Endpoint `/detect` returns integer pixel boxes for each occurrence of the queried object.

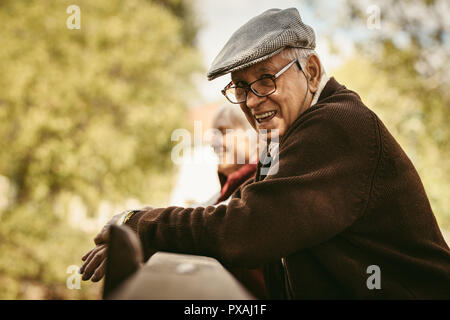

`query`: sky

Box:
[192,0,357,104]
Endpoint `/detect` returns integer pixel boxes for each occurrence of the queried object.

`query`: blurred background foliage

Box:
[0,0,448,299]
[0,0,201,299]
[320,0,450,230]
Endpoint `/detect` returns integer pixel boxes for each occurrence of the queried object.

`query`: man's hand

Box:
[80,207,152,282]
[79,212,124,282]
[79,244,107,282]
[94,212,124,246]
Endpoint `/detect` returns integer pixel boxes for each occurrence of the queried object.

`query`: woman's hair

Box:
[212,103,252,130]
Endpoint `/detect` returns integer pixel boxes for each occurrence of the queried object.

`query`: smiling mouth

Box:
[254,110,277,124]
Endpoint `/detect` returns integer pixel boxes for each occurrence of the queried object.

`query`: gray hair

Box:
[279,47,325,74]
[279,47,329,106]
[212,103,252,130]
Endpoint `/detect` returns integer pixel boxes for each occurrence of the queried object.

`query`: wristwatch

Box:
[117,209,139,225]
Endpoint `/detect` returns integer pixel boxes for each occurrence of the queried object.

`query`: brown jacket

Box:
[126,77,450,299]
[216,164,267,299]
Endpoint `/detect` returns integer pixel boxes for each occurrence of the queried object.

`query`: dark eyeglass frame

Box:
[221,58,301,104]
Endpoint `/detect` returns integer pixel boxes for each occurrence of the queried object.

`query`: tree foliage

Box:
[0,0,201,299]
[316,0,450,229]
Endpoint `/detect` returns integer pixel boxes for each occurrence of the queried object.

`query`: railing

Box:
[103,224,255,300]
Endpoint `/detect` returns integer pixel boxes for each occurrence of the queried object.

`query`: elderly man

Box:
[80,8,450,299]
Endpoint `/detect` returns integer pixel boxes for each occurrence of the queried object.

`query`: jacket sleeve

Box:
[125,103,381,267]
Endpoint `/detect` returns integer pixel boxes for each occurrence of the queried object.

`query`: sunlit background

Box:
[0,0,448,299]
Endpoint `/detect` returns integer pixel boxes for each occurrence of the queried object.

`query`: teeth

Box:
[254,111,275,120]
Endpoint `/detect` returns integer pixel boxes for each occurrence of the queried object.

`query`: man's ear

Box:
[305,54,322,93]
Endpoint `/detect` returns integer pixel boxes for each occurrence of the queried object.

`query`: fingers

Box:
[81,245,107,281]
[80,244,105,275]
[81,248,95,261]
[91,258,107,282]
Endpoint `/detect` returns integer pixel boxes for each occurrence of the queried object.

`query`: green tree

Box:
[0,0,201,299]
[310,0,450,230]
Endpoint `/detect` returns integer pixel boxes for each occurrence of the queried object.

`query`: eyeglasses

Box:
[222,59,300,104]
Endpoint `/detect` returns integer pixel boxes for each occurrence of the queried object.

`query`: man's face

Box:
[231,54,310,139]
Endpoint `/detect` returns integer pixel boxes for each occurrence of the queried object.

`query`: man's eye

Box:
[234,81,247,88]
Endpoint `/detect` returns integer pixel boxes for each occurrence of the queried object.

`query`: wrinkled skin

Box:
[233,53,322,140]
[79,212,122,282]
[80,207,153,282]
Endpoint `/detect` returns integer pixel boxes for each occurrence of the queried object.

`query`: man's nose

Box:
[246,90,263,109]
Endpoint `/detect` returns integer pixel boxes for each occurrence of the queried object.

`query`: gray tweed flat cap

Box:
[207,8,315,81]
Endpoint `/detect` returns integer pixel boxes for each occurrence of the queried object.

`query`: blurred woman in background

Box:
[204,103,267,299]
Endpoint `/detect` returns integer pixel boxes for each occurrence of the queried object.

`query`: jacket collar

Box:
[256,77,344,180]
[316,77,342,104]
